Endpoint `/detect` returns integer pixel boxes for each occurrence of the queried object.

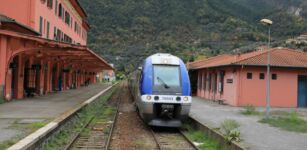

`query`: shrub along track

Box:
[108,82,198,150]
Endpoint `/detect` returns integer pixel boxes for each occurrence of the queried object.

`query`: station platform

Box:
[0,83,111,144]
[189,97,307,150]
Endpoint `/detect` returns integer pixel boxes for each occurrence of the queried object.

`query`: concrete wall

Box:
[222,68,239,106]
[238,67,307,107]
[0,0,35,28]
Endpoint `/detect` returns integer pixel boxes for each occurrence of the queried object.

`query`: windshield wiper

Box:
[157,77,170,89]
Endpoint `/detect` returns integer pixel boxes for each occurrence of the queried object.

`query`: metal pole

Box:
[266,26,271,118]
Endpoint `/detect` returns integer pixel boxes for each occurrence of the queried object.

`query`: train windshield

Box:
[153,65,181,93]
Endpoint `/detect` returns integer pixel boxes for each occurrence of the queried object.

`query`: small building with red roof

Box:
[188,48,307,107]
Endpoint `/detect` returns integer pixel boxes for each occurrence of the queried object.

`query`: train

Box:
[128,53,192,127]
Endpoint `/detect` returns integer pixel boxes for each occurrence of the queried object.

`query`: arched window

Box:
[58,4,62,17]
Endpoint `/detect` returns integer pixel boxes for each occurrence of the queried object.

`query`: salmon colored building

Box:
[0,0,113,101]
[188,48,307,108]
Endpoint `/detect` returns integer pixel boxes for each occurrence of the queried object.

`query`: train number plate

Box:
[161,96,173,101]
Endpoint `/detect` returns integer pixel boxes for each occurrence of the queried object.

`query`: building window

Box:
[74,22,77,32]
[57,29,62,41]
[47,0,53,9]
[259,73,265,80]
[55,0,58,14]
[247,72,252,79]
[65,11,70,25]
[272,74,277,80]
[62,8,65,20]
[47,21,50,39]
[54,27,57,40]
[58,3,62,17]
[39,16,43,34]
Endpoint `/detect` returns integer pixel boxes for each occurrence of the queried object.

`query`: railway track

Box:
[67,82,199,150]
[150,127,199,150]
[66,84,123,150]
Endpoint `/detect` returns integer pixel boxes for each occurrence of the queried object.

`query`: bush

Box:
[241,105,260,115]
[220,119,241,142]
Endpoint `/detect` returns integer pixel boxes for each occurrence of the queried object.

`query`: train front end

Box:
[138,53,191,127]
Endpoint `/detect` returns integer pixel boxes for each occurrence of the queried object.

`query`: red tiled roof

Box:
[188,48,307,70]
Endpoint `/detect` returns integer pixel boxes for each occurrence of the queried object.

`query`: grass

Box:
[184,124,230,150]
[0,138,20,150]
[25,122,48,131]
[1,120,49,149]
[259,112,307,133]
[240,105,260,116]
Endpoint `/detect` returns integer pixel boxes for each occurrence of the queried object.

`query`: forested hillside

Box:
[79,0,307,73]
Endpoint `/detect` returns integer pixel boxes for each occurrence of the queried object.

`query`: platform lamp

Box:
[260,18,273,118]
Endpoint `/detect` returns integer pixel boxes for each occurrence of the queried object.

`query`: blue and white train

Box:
[128,53,192,127]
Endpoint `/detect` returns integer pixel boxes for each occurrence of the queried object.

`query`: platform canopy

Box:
[0,29,113,72]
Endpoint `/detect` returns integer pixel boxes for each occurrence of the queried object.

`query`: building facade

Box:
[188,48,307,108]
[0,0,88,45]
[0,0,112,101]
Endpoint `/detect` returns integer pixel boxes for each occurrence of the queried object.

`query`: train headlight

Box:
[146,96,152,100]
[183,97,189,101]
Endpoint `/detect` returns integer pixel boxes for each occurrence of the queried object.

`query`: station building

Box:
[0,0,113,101]
[188,48,307,108]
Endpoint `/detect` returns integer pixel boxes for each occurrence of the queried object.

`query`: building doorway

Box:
[52,64,57,91]
[44,64,48,94]
[298,75,307,107]
[189,70,198,96]
[10,56,18,99]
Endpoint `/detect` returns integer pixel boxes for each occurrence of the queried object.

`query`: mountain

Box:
[79,0,307,73]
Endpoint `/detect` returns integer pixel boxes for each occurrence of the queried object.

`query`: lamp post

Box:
[260,19,273,118]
